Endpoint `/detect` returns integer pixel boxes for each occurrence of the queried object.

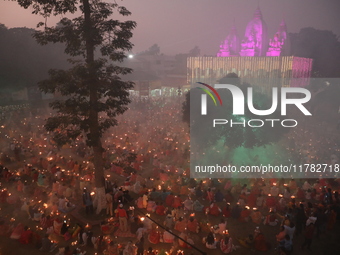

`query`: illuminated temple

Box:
[187,8,313,90]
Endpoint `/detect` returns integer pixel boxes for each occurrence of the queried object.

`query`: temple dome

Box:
[277,19,287,41]
[243,7,268,56]
[253,7,263,18]
[217,21,241,57]
[226,23,241,55]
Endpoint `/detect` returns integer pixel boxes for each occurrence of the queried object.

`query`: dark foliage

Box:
[290,27,340,78]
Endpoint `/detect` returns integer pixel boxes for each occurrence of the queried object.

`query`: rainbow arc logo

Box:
[196,82,223,106]
[196,82,223,115]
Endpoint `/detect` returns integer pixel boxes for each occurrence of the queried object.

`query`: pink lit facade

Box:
[210,8,312,90]
[217,8,288,57]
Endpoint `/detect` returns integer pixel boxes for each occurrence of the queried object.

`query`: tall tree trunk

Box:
[83,0,106,214]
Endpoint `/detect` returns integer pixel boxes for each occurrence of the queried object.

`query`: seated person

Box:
[100,221,114,235]
[222,203,231,218]
[178,232,194,248]
[264,211,278,226]
[19,226,33,244]
[278,234,292,254]
[193,200,204,212]
[149,188,160,201]
[123,241,137,255]
[105,241,119,255]
[183,197,194,211]
[174,217,186,233]
[207,202,221,216]
[276,226,286,242]
[254,232,268,251]
[146,200,157,212]
[155,202,166,216]
[237,234,254,249]
[148,226,160,244]
[172,195,183,208]
[250,208,262,224]
[239,207,251,222]
[40,234,57,252]
[33,209,42,222]
[187,217,199,233]
[220,234,235,254]
[204,232,217,249]
[10,223,24,239]
[164,213,175,229]
[58,196,75,213]
[217,218,227,235]
[163,229,175,243]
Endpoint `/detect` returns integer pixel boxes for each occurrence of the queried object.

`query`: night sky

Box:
[1,0,339,55]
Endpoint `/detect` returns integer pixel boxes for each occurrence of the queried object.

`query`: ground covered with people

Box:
[0,98,340,255]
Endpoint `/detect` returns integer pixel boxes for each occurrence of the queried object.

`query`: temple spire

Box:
[266,18,288,56]
[254,7,263,19]
[217,19,240,57]
[240,7,268,56]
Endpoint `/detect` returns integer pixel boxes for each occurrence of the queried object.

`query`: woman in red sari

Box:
[266,194,276,208]
[206,188,214,202]
[178,232,194,249]
[187,217,199,233]
[19,226,33,244]
[239,207,251,222]
[172,196,183,208]
[10,223,24,239]
[250,208,262,225]
[165,193,175,207]
[155,202,166,216]
[180,185,189,196]
[209,202,221,217]
[220,234,235,254]
[174,217,187,233]
[247,192,257,208]
[264,211,278,226]
[106,241,119,255]
[254,232,268,251]
[222,203,231,218]
[148,226,160,244]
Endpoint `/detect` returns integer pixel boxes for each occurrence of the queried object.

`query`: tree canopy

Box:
[309,79,340,124]
[290,27,340,77]
[15,0,136,209]
[0,24,68,93]
[138,43,160,55]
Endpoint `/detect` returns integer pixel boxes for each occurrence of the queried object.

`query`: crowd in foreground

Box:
[0,98,339,255]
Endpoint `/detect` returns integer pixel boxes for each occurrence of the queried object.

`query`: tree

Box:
[0,24,70,104]
[309,80,340,124]
[188,45,200,57]
[138,43,160,55]
[16,0,136,213]
[290,27,340,77]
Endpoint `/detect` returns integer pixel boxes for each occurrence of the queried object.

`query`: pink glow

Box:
[218,8,289,58]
